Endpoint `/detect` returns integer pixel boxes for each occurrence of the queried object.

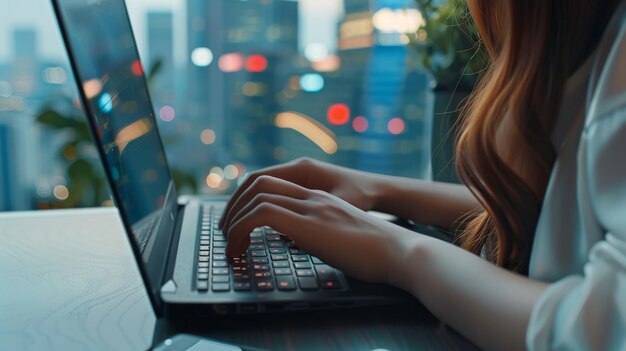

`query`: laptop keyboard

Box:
[195,205,346,293]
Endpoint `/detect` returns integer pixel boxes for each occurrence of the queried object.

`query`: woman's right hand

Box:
[218,157,382,230]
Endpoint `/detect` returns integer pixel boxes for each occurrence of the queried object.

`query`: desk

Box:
[0,208,476,350]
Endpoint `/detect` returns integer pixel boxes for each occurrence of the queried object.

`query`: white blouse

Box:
[527,1,626,350]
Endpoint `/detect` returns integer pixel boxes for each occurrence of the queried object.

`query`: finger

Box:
[225,202,309,258]
[227,193,309,236]
[218,160,309,228]
[222,176,309,233]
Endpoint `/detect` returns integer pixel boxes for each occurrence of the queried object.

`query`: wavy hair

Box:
[456,0,620,273]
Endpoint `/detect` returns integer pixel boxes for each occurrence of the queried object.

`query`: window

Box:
[0,0,433,211]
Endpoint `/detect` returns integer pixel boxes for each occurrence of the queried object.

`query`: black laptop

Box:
[51,0,412,318]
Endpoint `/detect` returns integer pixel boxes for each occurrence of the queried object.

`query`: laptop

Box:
[51,0,412,318]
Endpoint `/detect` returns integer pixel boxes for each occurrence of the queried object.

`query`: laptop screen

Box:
[53,0,176,302]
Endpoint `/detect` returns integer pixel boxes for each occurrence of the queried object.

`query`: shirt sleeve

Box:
[526,17,626,349]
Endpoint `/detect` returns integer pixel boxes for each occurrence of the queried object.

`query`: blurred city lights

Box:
[206,172,223,188]
[372,8,424,33]
[218,52,244,72]
[352,116,368,133]
[115,118,152,153]
[200,129,216,145]
[327,103,350,125]
[98,93,114,113]
[311,55,341,72]
[159,105,176,122]
[275,111,338,154]
[131,60,143,76]
[245,54,267,72]
[43,67,67,85]
[300,73,324,92]
[388,117,405,135]
[83,79,103,99]
[224,165,239,180]
[304,43,328,62]
[53,185,70,201]
[191,47,214,67]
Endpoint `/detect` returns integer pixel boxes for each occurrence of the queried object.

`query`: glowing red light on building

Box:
[352,116,368,132]
[131,60,143,76]
[327,104,351,125]
[245,54,268,72]
[388,117,405,135]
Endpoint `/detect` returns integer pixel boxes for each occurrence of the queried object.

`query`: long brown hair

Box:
[456,1,621,274]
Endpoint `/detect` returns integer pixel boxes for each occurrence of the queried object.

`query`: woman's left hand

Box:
[221,175,418,284]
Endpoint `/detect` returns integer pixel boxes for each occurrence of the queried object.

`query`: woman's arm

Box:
[372,176,480,229]
[391,235,547,351]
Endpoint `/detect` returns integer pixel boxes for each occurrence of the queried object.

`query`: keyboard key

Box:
[234,282,252,291]
[297,277,319,290]
[276,276,296,291]
[311,256,324,265]
[212,283,230,292]
[213,247,226,254]
[293,262,311,269]
[322,280,341,290]
[274,268,292,275]
[213,242,227,248]
[267,242,283,248]
[295,269,314,277]
[315,265,338,281]
[250,250,267,257]
[200,240,210,245]
[266,234,281,241]
[197,273,209,280]
[271,254,288,261]
[232,266,249,272]
[250,232,263,238]
[289,249,305,255]
[198,262,209,268]
[197,267,209,274]
[233,273,251,281]
[213,236,226,242]
[213,261,228,268]
[212,268,229,275]
[253,264,270,271]
[201,230,210,235]
[200,235,210,241]
[254,272,272,279]
[255,281,274,291]
[197,281,209,291]
[269,248,285,254]
[272,261,290,268]
[198,256,209,262]
[291,255,308,262]
[212,276,230,283]
[249,244,265,251]
[199,250,209,256]
[251,257,269,264]
[250,238,263,244]
[213,254,227,261]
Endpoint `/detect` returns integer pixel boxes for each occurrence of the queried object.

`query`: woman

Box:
[220,1,626,349]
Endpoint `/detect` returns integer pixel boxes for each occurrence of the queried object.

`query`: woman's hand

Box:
[220,174,418,284]
[219,158,382,230]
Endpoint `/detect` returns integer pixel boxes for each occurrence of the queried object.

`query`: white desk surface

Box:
[0,208,154,350]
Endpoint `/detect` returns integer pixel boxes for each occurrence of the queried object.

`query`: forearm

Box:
[372,176,480,229]
[389,234,547,351]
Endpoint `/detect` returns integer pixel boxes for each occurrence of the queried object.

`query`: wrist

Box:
[385,228,427,293]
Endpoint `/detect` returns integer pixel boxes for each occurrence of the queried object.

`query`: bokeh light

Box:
[191,47,214,67]
[200,129,216,145]
[159,106,176,122]
[327,104,350,125]
[219,52,244,72]
[388,117,405,135]
[304,43,328,62]
[224,165,239,180]
[245,54,268,72]
[300,73,324,92]
[53,185,70,201]
[98,93,113,113]
[352,116,368,133]
[131,60,143,76]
